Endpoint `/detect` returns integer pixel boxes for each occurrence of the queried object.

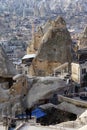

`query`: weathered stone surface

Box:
[80,27,87,49]
[0,87,9,103]
[0,45,16,77]
[0,45,17,117]
[57,102,86,116]
[28,16,72,76]
[10,75,28,96]
[26,76,66,108]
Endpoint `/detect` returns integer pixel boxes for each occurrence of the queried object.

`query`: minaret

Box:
[40,2,46,17]
[23,4,26,18]
[27,20,35,54]
[13,7,16,16]
[34,4,40,17]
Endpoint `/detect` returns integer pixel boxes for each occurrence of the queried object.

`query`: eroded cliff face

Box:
[28,17,72,76]
[80,27,87,49]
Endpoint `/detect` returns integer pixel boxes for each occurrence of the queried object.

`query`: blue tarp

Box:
[16,108,46,119]
[32,108,46,119]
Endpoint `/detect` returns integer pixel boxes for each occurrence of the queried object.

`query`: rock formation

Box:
[26,76,66,108]
[79,27,87,49]
[0,45,16,77]
[27,16,72,76]
[0,45,17,119]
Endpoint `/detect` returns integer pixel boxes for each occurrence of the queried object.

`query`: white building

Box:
[71,61,87,84]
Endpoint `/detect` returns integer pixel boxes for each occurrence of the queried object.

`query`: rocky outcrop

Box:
[26,76,66,108]
[28,16,72,76]
[79,27,87,49]
[0,45,17,118]
[0,87,9,103]
[0,45,16,77]
[0,76,66,118]
[0,75,28,119]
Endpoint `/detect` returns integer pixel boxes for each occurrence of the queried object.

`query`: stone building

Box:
[71,48,87,84]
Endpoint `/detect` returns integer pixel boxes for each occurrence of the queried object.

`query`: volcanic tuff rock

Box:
[0,46,17,118]
[80,27,87,49]
[26,76,66,108]
[28,16,72,76]
[0,45,16,77]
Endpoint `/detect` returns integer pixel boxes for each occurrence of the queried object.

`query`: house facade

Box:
[71,61,87,84]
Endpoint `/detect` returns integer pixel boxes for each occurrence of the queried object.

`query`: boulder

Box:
[26,76,66,108]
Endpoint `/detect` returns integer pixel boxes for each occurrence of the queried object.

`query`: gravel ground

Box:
[17,123,78,130]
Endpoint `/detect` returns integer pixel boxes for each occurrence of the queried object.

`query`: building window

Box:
[25,71,27,74]
[82,68,86,74]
